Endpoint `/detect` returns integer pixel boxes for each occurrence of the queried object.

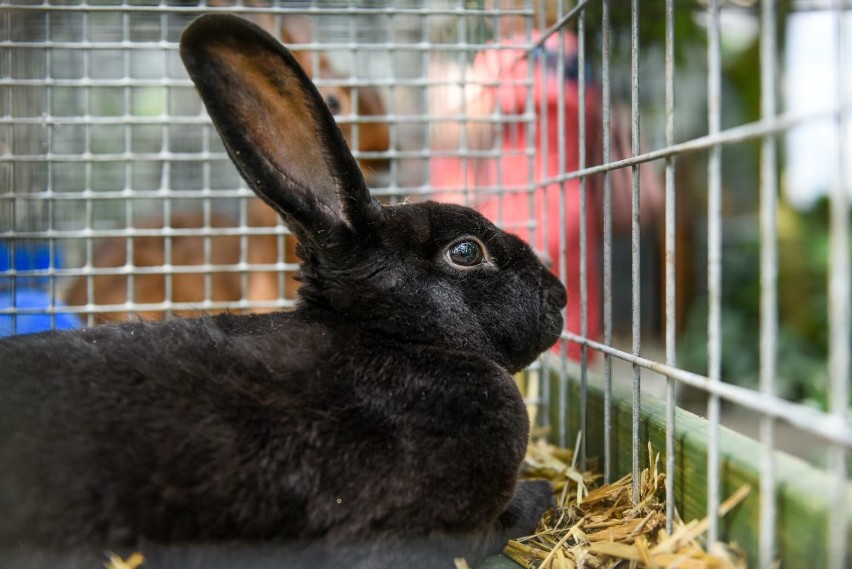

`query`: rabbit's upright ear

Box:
[179,14,379,241]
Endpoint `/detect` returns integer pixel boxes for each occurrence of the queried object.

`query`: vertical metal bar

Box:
[5,5,16,336]
[202,183,212,309]
[534,0,555,439]
[828,5,849,568]
[630,0,642,505]
[556,0,569,449]
[601,0,613,485]
[123,10,135,321]
[530,0,568,444]
[277,218,286,308]
[122,11,135,320]
[199,0,214,309]
[0,10,9,331]
[664,0,676,535]
[758,1,778,567]
[84,9,95,326]
[577,3,588,472]
[527,0,552,427]
[521,1,539,432]
[492,7,504,228]
[46,10,59,331]
[238,180,249,313]
[537,0,549,263]
[422,8,432,199]
[458,0,470,207]
[524,0,536,258]
[1,11,7,288]
[83,10,94,326]
[349,4,360,188]
[202,59,213,310]
[386,8,399,206]
[706,0,723,546]
[160,12,173,319]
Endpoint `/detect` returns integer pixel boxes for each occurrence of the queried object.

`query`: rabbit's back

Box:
[0,314,317,545]
[0,312,528,547]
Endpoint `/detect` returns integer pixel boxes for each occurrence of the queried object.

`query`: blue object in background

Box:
[0,289,82,337]
[0,241,83,337]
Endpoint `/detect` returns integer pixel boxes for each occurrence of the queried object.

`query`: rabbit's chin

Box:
[530,264,568,369]
[501,315,565,374]
[540,313,565,352]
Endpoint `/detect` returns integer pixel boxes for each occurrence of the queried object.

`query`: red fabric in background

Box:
[431,32,601,362]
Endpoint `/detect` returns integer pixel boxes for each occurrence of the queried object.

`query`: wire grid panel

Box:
[3,0,852,567]
[537,1,851,568]
[2,1,535,329]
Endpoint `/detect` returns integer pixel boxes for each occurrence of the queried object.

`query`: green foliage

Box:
[678,198,846,411]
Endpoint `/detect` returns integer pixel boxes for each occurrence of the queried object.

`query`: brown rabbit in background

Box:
[65,10,389,323]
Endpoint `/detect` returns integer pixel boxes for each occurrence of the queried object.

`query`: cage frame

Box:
[1,1,851,567]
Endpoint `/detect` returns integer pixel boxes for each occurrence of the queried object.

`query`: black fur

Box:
[0,14,566,568]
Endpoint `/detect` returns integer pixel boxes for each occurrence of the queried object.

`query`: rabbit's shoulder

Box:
[334,337,531,472]
[344,339,527,426]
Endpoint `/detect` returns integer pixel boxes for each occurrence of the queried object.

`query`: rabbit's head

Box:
[180,14,566,372]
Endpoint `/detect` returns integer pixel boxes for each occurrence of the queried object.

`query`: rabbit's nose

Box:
[533,251,566,308]
[541,266,567,309]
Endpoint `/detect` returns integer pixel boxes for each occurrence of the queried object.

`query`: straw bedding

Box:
[504,440,751,569]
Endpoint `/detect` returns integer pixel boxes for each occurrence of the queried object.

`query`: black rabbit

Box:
[0,14,566,568]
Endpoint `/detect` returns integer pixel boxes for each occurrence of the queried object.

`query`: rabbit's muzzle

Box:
[539,267,567,346]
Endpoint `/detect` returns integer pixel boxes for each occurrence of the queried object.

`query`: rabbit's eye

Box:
[446,239,485,267]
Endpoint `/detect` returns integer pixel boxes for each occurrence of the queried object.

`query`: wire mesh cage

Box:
[1,1,851,567]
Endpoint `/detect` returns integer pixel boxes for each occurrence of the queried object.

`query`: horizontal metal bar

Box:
[560,330,852,448]
[0,115,210,125]
[0,189,254,200]
[0,180,543,202]
[541,108,841,184]
[0,299,296,315]
[0,79,198,88]
[0,215,539,239]
[0,76,530,90]
[0,113,533,127]
[0,151,228,162]
[0,40,525,52]
[3,5,532,17]
[0,146,530,163]
[2,263,298,278]
[1,226,292,238]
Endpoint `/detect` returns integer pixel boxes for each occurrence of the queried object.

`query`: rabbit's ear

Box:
[179,14,379,240]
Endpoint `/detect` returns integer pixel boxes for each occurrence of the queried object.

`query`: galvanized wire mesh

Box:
[548,1,851,567]
[1,1,850,567]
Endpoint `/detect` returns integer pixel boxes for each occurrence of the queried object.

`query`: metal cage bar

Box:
[576,0,589,473]
[829,5,850,568]
[706,0,723,545]
[630,0,642,505]
[758,1,779,566]
[556,0,570,449]
[663,0,676,536]
[600,0,614,486]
